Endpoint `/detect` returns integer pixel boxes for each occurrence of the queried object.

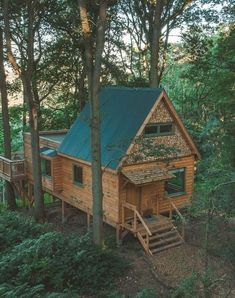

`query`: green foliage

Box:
[0,211,127,297]
[0,210,50,253]
[135,288,156,298]
[170,272,200,298]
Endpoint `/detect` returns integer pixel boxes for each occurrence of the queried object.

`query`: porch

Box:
[0,154,25,182]
[120,166,187,254]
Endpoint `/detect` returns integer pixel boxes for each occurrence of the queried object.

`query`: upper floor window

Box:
[73,165,83,186]
[41,158,52,177]
[144,122,174,136]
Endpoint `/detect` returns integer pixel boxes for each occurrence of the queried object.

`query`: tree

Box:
[3,0,45,220]
[78,0,109,245]
[0,26,16,210]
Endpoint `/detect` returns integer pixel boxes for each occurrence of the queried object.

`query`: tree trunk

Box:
[22,76,44,220]
[0,27,16,210]
[150,0,164,87]
[24,1,44,221]
[78,0,107,246]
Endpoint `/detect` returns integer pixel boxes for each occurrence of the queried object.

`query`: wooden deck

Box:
[0,155,25,182]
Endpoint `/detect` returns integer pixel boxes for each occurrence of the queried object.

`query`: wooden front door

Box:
[125,183,141,218]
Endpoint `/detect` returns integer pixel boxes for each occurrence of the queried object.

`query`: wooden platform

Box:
[0,155,25,182]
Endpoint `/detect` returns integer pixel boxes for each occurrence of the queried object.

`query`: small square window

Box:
[73,165,83,186]
[41,158,51,177]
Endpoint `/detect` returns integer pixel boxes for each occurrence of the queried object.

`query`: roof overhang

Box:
[121,167,175,186]
[40,147,57,157]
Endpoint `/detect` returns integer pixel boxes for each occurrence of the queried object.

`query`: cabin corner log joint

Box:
[0,87,200,254]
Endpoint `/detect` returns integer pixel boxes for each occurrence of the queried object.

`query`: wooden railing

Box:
[0,155,25,181]
[121,202,152,253]
[167,198,186,240]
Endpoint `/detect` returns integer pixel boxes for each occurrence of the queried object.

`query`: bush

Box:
[0,211,127,297]
[0,210,50,253]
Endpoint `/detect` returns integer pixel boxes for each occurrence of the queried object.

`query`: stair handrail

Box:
[166,197,186,239]
[122,202,152,236]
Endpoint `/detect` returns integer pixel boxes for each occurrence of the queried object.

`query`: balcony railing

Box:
[0,155,25,182]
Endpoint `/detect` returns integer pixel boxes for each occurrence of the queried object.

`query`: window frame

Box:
[144,122,174,137]
[73,164,83,187]
[41,157,52,179]
[165,167,186,197]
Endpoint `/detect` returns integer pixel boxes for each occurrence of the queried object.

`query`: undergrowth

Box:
[0,211,127,297]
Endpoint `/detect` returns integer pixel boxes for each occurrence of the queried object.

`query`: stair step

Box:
[138,222,173,235]
[151,240,183,254]
[149,235,181,248]
[149,229,178,241]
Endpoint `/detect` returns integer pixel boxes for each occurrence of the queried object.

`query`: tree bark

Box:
[24,1,44,220]
[78,0,108,246]
[0,27,16,210]
[150,0,164,87]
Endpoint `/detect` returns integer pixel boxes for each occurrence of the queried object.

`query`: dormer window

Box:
[144,123,174,136]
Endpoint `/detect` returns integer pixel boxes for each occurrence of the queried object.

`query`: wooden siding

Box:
[120,155,195,217]
[60,157,119,225]
[24,134,62,193]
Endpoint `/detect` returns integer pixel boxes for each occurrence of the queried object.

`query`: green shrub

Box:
[136,288,157,298]
[0,211,128,296]
[0,210,50,253]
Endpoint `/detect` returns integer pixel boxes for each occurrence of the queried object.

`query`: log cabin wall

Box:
[59,156,119,226]
[24,133,120,226]
[120,155,195,218]
[24,134,63,193]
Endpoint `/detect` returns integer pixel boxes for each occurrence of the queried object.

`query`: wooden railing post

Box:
[133,211,137,232]
[146,233,149,251]
[169,201,172,219]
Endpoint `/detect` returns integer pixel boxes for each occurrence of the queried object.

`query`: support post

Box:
[87,209,91,231]
[61,200,66,224]
[169,202,172,219]
[116,224,121,246]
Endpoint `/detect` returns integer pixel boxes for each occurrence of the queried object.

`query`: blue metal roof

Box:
[40,147,57,157]
[40,133,66,143]
[58,86,162,169]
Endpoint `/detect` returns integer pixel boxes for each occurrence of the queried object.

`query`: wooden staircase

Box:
[137,219,183,255]
[121,202,185,255]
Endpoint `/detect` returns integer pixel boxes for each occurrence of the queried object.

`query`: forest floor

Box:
[46,203,235,297]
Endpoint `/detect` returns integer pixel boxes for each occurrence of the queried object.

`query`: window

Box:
[41,158,52,177]
[165,168,185,196]
[73,165,83,186]
[144,123,173,136]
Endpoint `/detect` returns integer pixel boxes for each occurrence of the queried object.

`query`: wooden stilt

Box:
[62,200,66,224]
[87,210,91,231]
[116,224,121,246]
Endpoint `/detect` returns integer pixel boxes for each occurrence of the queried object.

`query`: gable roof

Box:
[58,86,162,169]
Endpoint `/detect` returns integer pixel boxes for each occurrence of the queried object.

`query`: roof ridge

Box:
[103,86,163,92]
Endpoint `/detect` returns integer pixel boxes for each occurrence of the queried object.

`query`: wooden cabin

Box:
[0,87,200,255]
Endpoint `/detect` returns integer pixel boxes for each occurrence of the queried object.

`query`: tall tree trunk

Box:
[150,0,164,87]
[91,0,107,246]
[78,0,107,245]
[0,27,16,210]
[22,76,44,220]
[25,1,44,220]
